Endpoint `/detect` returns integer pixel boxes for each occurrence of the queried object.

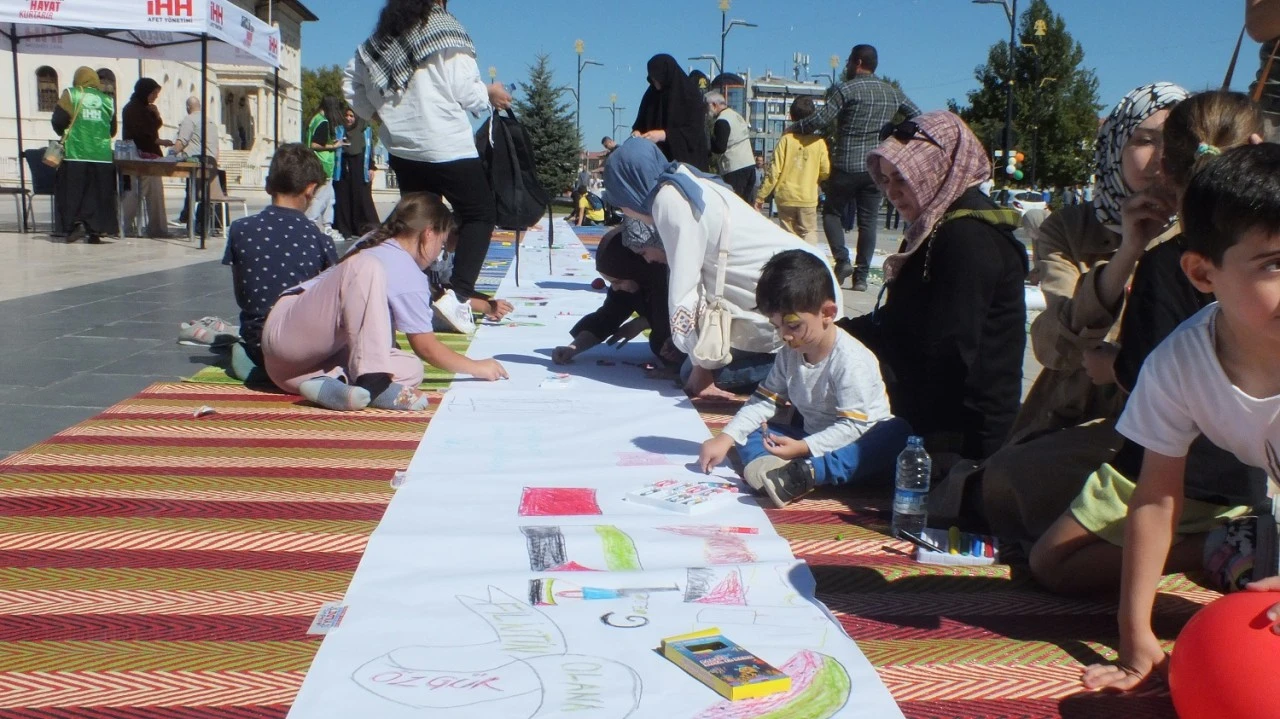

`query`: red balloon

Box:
[1169,592,1280,719]
[591,278,606,291]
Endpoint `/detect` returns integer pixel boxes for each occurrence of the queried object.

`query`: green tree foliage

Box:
[948,0,1102,188]
[301,64,344,135]
[513,54,580,196]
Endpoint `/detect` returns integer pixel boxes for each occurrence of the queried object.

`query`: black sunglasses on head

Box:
[880,120,943,148]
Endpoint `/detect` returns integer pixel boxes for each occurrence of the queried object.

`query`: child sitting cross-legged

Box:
[1068,144,1280,692]
[698,250,912,507]
[261,192,508,412]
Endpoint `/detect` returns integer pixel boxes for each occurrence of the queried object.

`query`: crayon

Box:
[948,526,961,555]
[898,530,944,553]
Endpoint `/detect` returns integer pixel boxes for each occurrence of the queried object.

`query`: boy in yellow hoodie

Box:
[755,97,831,245]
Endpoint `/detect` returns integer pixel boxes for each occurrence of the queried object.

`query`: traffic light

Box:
[1004,151,1026,182]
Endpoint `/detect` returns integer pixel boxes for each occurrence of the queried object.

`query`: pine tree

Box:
[514,54,580,197]
[948,0,1102,188]
[301,65,344,129]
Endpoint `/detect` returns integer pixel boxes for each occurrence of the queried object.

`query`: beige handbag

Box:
[690,197,734,369]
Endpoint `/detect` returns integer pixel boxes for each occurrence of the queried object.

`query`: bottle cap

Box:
[906,436,924,447]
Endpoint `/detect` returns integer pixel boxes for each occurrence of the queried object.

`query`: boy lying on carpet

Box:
[260,193,509,411]
[698,250,911,507]
[222,144,340,383]
[1044,146,1280,691]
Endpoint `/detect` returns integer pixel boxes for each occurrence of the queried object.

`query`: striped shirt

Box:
[790,74,921,174]
[722,331,894,456]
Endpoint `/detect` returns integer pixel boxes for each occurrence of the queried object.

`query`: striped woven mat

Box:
[0,237,1204,718]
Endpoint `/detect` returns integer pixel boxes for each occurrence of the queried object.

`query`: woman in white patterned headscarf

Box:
[950,82,1189,543]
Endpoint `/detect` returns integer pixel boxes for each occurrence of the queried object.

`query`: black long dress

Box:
[333,123,381,238]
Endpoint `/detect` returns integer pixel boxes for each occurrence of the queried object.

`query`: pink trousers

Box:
[261,254,424,395]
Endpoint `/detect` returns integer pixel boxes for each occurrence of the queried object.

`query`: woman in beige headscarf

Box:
[51,67,118,243]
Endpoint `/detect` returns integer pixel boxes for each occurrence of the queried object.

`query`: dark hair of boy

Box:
[265,143,327,196]
[1180,143,1280,266]
[790,96,816,122]
[755,250,837,316]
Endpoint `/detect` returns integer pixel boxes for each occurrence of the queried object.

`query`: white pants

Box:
[305,181,336,228]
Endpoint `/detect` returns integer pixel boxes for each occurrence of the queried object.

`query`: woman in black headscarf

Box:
[552,226,682,366]
[333,107,382,238]
[632,54,710,170]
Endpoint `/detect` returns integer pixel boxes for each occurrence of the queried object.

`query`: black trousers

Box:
[388,154,496,299]
[822,168,882,274]
[722,165,756,203]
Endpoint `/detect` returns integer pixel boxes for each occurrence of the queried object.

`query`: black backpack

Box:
[475,109,549,230]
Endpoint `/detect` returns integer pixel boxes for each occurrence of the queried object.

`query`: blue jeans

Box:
[680,350,776,394]
[738,417,913,486]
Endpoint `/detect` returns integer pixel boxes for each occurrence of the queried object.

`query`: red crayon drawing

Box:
[518,488,602,517]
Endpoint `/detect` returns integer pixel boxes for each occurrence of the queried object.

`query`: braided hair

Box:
[342,192,455,263]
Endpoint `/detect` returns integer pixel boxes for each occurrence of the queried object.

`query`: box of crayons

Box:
[912,527,998,566]
[660,628,790,701]
[625,480,739,514]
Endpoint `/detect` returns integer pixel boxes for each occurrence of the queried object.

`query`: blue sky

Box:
[299,0,1245,149]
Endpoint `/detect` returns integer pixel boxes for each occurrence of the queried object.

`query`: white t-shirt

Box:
[1118,304,1280,480]
[345,49,491,164]
[722,331,894,456]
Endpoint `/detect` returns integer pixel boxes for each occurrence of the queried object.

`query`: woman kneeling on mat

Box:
[262,193,508,411]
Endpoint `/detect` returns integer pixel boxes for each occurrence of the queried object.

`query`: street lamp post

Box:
[575,39,603,140]
[689,55,722,77]
[718,0,757,76]
[973,0,1018,181]
[600,94,628,142]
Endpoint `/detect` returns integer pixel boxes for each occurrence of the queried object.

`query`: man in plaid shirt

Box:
[790,44,920,291]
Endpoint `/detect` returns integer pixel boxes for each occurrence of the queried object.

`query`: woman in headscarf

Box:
[51,67,118,243]
[552,225,681,367]
[333,107,382,238]
[632,54,710,171]
[121,77,172,238]
[942,84,1190,540]
[345,0,513,316]
[604,138,835,399]
[838,111,1027,463]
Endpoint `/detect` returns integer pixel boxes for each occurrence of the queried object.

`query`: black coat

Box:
[840,188,1028,460]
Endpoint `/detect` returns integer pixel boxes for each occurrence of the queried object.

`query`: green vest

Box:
[64,87,114,163]
[308,113,336,179]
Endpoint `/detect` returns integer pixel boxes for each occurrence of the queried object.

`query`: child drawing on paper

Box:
[260,193,509,411]
[552,226,684,368]
[698,251,912,507]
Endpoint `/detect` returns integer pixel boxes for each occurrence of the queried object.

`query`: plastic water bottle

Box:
[891,436,932,538]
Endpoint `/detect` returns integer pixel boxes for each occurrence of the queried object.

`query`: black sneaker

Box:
[760,459,817,508]
[66,223,86,244]
[834,261,854,287]
[852,277,869,292]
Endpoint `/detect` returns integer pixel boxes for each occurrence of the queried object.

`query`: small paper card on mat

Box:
[625,479,740,515]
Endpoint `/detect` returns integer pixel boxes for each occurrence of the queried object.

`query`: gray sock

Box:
[369,382,431,411]
[230,343,257,382]
[299,377,371,411]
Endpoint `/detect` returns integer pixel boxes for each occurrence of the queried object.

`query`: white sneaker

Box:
[431,291,476,335]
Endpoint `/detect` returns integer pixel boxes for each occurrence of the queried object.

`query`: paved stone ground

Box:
[0,194,1039,459]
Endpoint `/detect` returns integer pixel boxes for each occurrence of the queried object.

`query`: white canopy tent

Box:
[1,0,281,243]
